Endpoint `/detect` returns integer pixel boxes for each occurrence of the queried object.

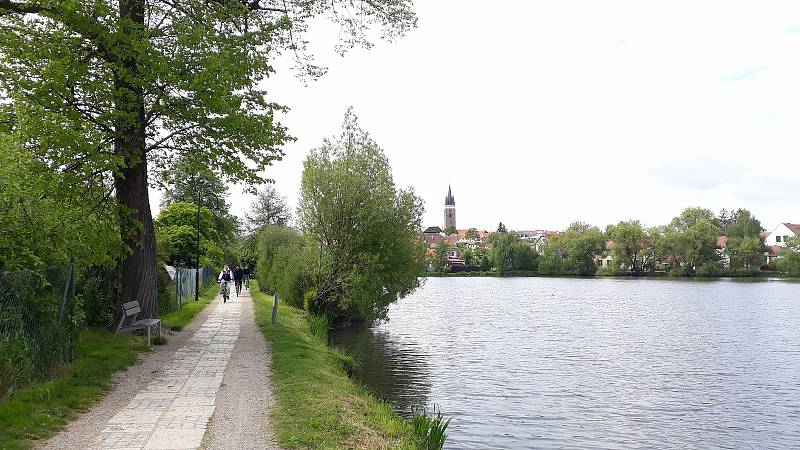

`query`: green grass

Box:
[161,283,218,331]
[0,329,146,450]
[0,284,217,449]
[251,281,417,450]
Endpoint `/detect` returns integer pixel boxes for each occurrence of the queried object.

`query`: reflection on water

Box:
[329,277,800,449]
[330,324,432,417]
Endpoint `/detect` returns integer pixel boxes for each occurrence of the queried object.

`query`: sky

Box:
[150,0,800,233]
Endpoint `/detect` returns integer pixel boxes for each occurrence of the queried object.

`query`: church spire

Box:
[444,185,456,230]
[445,185,455,206]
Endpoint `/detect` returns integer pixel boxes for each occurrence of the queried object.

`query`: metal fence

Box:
[169,267,215,308]
[0,264,76,396]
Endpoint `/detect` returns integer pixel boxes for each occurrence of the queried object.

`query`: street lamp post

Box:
[195,179,201,302]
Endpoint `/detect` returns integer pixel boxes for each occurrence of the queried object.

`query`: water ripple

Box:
[330,277,800,449]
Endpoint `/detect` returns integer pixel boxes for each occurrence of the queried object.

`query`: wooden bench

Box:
[115,300,162,348]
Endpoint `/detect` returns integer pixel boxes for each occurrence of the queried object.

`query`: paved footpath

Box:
[41,288,280,450]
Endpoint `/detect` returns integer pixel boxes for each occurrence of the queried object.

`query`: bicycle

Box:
[219,279,230,303]
[234,278,242,297]
[243,273,250,290]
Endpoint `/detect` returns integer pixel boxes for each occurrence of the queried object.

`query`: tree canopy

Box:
[246,185,291,231]
[0,133,120,270]
[0,0,417,318]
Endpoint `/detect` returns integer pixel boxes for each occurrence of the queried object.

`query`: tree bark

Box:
[113,0,158,320]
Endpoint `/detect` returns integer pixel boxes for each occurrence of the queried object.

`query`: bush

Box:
[723,268,759,277]
[156,264,177,315]
[595,266,621,276]
[0,334,34,397]
[668,266,687,277]
[78,268,119,328]
[696,262,722,277]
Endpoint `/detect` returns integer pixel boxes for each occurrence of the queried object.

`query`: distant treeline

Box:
[431,208,800,277]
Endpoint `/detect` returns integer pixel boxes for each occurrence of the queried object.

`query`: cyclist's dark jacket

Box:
[233,268,243,280]
[220,270,232,281]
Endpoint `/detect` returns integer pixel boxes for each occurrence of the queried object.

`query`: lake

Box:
[329,277,800,449]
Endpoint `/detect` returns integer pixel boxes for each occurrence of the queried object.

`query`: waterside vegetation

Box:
[251,283,419,450]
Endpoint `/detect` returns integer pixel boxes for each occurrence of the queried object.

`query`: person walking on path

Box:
[233,265,244,297]
[219,264,233,303]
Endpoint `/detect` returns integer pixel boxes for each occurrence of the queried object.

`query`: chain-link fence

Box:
[0,264,76,396]
[165,266,215,308]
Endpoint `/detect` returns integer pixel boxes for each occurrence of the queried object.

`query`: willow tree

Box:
[299,109,426,323]
[0,1,416,319]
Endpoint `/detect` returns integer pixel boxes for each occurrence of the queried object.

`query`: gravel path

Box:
[39,289,280,450]
[201,288,280,449]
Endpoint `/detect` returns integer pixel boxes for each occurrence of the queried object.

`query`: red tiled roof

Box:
[453,229,490,239]
[784,223,800,235]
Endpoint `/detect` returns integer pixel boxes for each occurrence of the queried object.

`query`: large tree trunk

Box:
[113,0,158,320]
[115,159,158,319]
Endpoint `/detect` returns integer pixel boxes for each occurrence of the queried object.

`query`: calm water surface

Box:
[329,277,800,449]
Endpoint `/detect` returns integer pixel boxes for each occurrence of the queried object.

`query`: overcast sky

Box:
[150,1,800,233]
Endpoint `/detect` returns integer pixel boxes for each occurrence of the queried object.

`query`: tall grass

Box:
[411,405,450,450]
[307,314,330,341]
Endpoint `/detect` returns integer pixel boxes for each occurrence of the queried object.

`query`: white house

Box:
[764,223,800,247]
[764,223,800,264]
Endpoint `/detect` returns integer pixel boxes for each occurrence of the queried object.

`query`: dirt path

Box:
[40,289,280,450]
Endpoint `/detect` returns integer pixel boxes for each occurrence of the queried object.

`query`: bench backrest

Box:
[122,301,141,318]
[116,300,141,333]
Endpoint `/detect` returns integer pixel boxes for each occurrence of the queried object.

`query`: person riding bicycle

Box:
[218,265,232,303]
[243,264,251,290]
[233,265,244,297]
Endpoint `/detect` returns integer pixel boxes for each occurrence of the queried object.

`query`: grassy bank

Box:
[0,284,218,449]
[0,330,145,450]
[251,281,417,450]
[161,283,218,331]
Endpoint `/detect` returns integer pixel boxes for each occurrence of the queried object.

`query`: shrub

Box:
[595,266,621,276]
[156,264,177,315]
[696,261,722,277]
[668,266,687,277]
[724,268,759,277]
[0,334,34,397]
[78,268,119,327]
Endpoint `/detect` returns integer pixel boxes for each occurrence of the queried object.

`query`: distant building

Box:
[444,185,456,230]
[764,223,800,264]
[423,226,443,235]
[514,229,560,253]
[716,235,730,268]
[764,223,800,247]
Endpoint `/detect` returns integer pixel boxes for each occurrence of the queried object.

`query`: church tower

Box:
[444,185,456,230]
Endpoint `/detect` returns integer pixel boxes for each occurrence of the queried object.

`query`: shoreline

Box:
[424,271,790,280]
[251,282,418,449]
